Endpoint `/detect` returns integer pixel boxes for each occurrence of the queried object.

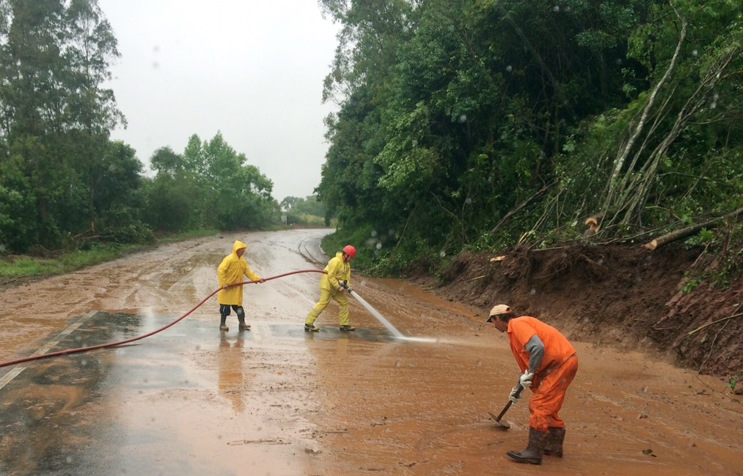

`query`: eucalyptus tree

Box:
[0,0,126,252]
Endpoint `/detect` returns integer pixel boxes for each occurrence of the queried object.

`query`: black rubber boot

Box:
[219,314,229,332]
[237,307,250,331]
[506,428,548,465]
[544,427,565,457]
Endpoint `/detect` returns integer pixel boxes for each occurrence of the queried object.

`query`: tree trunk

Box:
[644,208,742,250]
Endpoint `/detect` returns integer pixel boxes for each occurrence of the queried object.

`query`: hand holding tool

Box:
[509,386,522,403]
[519,369,534,389]
[489,385,524,430]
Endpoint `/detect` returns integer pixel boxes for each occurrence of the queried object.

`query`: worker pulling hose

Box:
[0,269,326,370]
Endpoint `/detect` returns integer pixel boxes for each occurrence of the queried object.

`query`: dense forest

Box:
[0,0,741,288]
[316,0,742,279]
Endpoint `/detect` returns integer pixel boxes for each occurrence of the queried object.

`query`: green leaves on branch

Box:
[142,132,277,233]
[316,0,742,269]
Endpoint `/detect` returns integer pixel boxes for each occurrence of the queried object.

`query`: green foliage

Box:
[0,243,131,277]
[680,273,703,294]
[280,195,328,227]
[145,132,279,233]
[0,0,131,252]
[315,0,742,274]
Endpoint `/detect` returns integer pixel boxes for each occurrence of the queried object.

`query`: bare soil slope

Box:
[417,243,742,378]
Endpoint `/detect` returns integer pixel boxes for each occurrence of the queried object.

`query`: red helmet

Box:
[342,245,356,258]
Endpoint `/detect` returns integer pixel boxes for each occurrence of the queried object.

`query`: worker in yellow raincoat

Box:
[217,240,264,332]
[304,245,356,332]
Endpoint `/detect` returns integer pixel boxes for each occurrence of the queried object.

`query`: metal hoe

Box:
[489,384,524,430]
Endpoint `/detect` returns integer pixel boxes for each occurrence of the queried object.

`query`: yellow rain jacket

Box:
[320,252,351,291]
[217,240,261,306]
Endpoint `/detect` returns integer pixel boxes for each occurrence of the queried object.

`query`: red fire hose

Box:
[0,269,326,370]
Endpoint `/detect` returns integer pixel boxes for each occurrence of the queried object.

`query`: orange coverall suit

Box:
[507,316,578,432]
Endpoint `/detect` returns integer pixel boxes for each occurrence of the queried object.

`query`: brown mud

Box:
[0,231,740,476]
[421,243,742,378]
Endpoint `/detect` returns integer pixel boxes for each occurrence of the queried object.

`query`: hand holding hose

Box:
[340,280,353,293]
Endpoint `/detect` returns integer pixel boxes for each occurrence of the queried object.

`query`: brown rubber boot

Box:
[506,428,548,465]
[219,314,229,332]
[544,427,565,457]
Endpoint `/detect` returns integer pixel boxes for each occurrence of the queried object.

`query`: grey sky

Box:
[98,0,340,201]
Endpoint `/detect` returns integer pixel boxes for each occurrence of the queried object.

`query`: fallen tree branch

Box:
[643,207,742,250]
[489,183,551,235]
[686,312,743,337]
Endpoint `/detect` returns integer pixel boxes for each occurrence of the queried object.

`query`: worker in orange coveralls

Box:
[487,304,578,465]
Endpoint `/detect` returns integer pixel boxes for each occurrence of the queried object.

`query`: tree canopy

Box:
[316,0,742,272]
[0,1,281,253]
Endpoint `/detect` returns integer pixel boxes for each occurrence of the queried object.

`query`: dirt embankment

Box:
[414,243,742,379]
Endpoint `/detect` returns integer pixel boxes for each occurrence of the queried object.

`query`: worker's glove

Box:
[518,370,534,389]
[341,280,352,293]
[509,386,522,404]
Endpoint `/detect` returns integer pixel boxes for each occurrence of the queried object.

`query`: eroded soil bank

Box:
[422,243,743,378]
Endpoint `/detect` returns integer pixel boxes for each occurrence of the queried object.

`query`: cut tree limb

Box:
[489,184,551,235]
[644,207,742,250]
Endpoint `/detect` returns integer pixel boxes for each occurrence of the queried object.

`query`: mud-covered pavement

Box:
[0,229,740,476]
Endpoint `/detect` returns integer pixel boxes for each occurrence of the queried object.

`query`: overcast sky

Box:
[98,0,341,201]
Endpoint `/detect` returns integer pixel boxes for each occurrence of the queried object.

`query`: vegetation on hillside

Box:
[316,0,742,284]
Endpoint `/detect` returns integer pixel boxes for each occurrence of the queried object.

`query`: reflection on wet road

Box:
[0,309,401,476]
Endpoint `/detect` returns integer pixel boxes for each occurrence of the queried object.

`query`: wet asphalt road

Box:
[0,309,390,475]
[0,229,339,476]
[0,229,740,476]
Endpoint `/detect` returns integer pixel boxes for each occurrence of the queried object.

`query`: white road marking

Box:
[0,311,98,390]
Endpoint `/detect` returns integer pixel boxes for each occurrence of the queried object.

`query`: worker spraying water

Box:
[340,281,403,338]
[303,244,435,341]
[339,280,437,343]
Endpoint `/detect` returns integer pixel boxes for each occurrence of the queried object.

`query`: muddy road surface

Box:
[0,230,740,475]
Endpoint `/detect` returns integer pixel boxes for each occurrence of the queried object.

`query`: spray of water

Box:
[349,290,437,343]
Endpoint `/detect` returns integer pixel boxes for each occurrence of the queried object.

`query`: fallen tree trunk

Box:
[644,207,742,250]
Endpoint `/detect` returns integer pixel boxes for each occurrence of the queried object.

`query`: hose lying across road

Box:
[0,269,326,370]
